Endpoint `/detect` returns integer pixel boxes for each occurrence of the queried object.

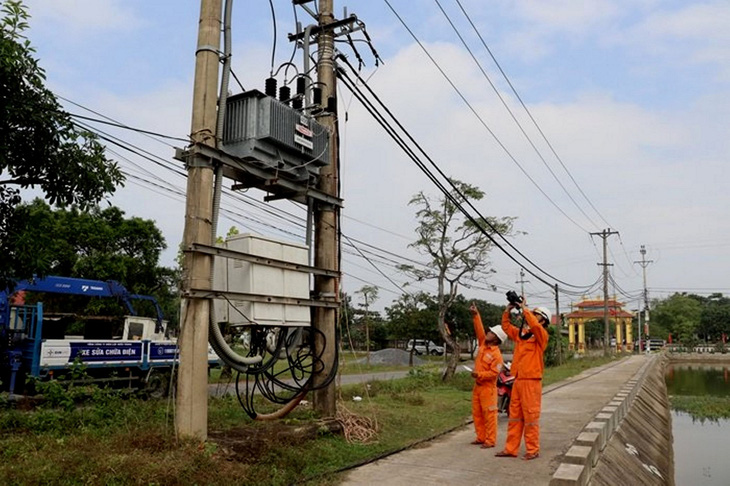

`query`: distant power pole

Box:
[591,229,619,356]
[634,245,653,353]
[516,268,529,298]
[176,0,221,440]
[312,0,340,417]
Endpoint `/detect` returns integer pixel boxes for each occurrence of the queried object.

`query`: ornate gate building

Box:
[565,298,634,353]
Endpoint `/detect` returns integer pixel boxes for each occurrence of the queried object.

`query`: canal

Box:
[666,363,730,486]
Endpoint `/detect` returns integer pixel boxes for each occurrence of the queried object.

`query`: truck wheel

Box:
[144,370,172,399]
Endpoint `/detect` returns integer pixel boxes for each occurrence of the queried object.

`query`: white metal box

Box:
[213,234,310,327]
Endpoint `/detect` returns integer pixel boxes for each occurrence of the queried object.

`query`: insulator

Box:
[327,96,337,114]
[292,96,303,110]
[279,85,291,105]
[312,87,322,106]
[265,77,277,97]
[296,76,306,95]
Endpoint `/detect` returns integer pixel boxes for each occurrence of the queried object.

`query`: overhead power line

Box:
[383,0,591,234]
[337,56,596,292]
[433,0,601,232]
[451,0,613,229]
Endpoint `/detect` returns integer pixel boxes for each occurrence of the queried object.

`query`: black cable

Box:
[434,0,600,232]
[69,113,189,143]
[338,58,596,290]
[288,1,299,65]
[452,0,613,229]
[267,0,277,75]
[229,67,246,92]
[383,0,591,234]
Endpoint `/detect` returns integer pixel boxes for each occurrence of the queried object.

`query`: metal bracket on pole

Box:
[189,243,340,278]
[175,147,215,169]
[174,143,343,207]
[186,288,339,309]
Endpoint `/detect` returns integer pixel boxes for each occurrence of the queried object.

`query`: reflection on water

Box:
[667,364,730,486]
[666,365,730,397]
[672,411,730,486]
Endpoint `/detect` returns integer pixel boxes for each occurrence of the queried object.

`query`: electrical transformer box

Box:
[221,90,329,180]
[213,234,310,327]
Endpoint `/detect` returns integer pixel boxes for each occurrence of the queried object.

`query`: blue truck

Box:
[0,276,217,396]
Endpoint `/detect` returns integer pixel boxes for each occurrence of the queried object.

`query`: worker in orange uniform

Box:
[495,299,550,460]
[469,302,506,448]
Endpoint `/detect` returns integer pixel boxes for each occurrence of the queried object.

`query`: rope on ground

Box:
[336,402,379,443]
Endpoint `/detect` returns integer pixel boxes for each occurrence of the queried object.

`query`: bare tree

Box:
[356,285,379,365]
[399,179,516,380]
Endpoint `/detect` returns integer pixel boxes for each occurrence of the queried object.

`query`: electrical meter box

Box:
[213,234,310,327]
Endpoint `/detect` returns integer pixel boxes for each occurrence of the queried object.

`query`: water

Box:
[666,365,730,486]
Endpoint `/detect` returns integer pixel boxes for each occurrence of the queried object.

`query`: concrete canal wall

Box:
[550,354,674,486]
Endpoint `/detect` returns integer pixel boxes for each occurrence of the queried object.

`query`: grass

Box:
[669,395,730,422]
[543,354,619,386]
[0,355,615,485]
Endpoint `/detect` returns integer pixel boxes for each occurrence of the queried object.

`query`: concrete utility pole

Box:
[176,0,221,440]
[591,229,619,357]
[516,268,529,297]
[312,0,340,417]
[634,245,653,354]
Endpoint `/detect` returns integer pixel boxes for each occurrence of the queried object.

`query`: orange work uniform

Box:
[472,312,503,446]
[500,309,548,456]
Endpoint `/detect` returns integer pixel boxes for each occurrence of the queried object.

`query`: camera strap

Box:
[518,314,533,340]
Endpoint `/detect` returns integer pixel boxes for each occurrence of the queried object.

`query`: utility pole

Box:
[591,229,619,356]
[516,268,529,298]
[176,0,221,440]
[634,245,653,354]
[312,0,340,417]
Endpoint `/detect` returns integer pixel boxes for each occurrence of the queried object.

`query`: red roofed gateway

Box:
[565,297,634,353]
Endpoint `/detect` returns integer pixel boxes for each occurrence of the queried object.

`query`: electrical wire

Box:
[452,0,613,229]
[69,113,189,143]
[267,0,277,75]
[434,0,600,232]
[383,0,591,234]
[72,95,600,303]
[337,57,596,291]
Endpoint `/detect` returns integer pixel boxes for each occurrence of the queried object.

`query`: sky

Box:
[17,0,730,315]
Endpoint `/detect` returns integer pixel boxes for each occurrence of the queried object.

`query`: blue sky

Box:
[18,0,730,313]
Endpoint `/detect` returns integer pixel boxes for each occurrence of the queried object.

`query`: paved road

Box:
[340,354,648,486]
[208,356,516,397]
[208,370,416,397]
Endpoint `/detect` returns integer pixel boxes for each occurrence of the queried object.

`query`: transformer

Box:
[221,90,330,181]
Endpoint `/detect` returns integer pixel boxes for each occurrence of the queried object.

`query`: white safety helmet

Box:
[489,325,508,344]
[533,307,552,324]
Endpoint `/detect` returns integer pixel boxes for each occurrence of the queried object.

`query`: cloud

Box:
[623,3,730,78]
[26,0,144,35]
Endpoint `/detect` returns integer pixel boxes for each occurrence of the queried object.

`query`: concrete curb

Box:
[548,355,657,486]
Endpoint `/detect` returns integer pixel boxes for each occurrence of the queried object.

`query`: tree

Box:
[399,179,516,380]
[0,1,123,284]
[699,293,730,343]
[355,285,379,365]
[460,297,503,357]
[5,199,179,328]
[385,292,438,366]
[652,293,702,344]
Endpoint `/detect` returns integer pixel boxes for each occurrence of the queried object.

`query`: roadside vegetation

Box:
[0,355,617,485]
[669,395,730,422]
